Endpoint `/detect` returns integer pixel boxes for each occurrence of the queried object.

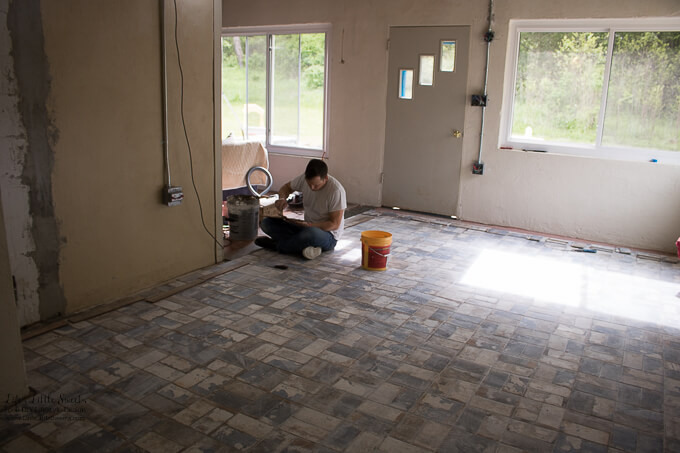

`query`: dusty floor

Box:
[2,209,680,452]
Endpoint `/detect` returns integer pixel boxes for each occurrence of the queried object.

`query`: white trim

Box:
[511,17,680,32]
[222,23,331,36]
[213,0,223,258]
[500,17,680,164]
[594,32,616,149]
[323,26,331,157]
[268,146,324,158]
[221,23,331,158]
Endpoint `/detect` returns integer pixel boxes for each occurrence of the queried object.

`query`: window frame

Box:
[221,23,331,158]
[500,18,680,163]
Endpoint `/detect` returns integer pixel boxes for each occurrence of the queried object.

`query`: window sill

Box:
[500,142,680,165]
[267,146,324,159]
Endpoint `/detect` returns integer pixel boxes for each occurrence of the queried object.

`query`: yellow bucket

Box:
[361,230,392,271]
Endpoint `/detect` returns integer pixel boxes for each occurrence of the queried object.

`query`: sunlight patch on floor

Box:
[334,239,353,251]
[461,249,583,307]
[461,249,680,328]
[335,239,363,262]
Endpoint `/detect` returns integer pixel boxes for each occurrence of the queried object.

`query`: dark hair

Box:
[305,159,328,180]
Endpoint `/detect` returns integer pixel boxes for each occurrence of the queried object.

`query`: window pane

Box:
[245,36,267,143]
[399,69,413,99]
[603,32,680,151]
[300,33,325,149]
[512,32,608,144]
[271,34,299,147]
[271,33,325,149]
[419,55,435,86]
[440,40,456,72]
[221,36,266,142]
[221,36,246,140]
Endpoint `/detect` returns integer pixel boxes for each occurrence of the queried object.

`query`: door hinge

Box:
[386,39,390,51]
[380,172,384,184]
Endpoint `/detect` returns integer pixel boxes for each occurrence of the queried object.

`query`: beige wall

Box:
[49,0,222,314]
[461,0,680,253]
[223,0,680,252]
[2,0,222,323]
[48,0,222,314]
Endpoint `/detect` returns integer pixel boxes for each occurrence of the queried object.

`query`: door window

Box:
[440,40,456,72]
[398,69,414,99]
[419,55,435,86]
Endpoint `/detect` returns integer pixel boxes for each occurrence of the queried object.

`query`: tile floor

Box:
[2,209,680,452]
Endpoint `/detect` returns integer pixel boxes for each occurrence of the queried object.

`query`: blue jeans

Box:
[260,217,337,255]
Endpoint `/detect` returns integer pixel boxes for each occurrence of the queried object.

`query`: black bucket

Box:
[226,195,259,241]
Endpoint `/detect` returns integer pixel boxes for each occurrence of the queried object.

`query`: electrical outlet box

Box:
[163,185,183,206]
[471,94,487,107]
[472,162,484,175]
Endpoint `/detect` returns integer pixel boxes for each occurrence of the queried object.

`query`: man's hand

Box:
[274,199,287,212]
[274,182,294,213]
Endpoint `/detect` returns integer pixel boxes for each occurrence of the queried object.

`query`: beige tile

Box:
[507,419,558,443]
[368,382,402,405]
[469,395,514,417]
[379,436,425,453]
[561,421,609,444]
[537,404,565,429]
[145,362,185,381]
[275,348,313,364]
[139,308,168,321]
[246,343,279,360]
[161,355,195,372]
[131,350,168,369]
[293,407,342,431]
[228,413,273,438]
[135,432,182,453]
[173,400,216,425]
[257,331,290,345]
[192,407,234,434]
[435,377,478,403]
[280,417,329,442]
[478,414,510,440]
[2,435,48,453]
[414,419,450,449]
[357,400,403,422]
[300,338,333,356]
[346,432,384,452]
[333,377,374,397]
[174,368,214,388]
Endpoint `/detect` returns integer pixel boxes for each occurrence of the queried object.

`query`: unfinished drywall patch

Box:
[7,0,66,321]
[0,0,40,326]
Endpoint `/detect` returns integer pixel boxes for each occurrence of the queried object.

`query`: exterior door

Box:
[382,26,469,216]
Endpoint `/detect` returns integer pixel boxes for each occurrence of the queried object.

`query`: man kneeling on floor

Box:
[255,159,347,260]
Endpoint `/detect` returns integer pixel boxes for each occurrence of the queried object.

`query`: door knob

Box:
[452,130,462,138]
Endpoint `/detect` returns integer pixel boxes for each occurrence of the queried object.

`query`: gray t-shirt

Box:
[290,174,347,240]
